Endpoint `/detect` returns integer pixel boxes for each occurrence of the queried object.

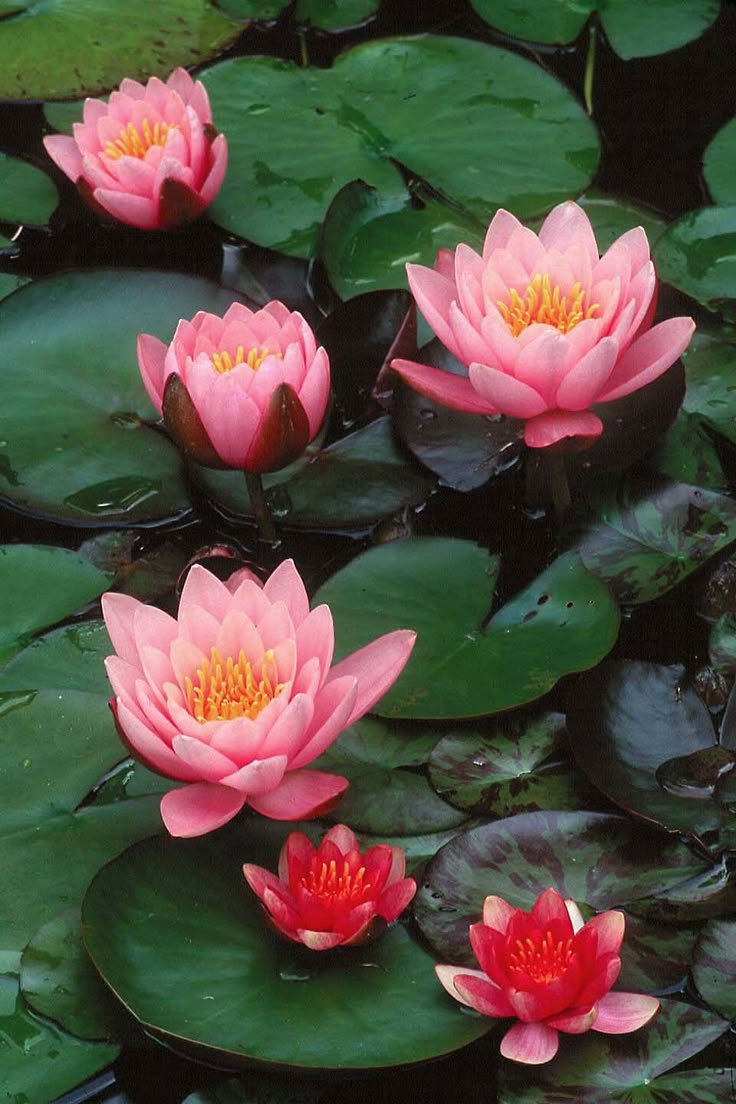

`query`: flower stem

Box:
[584,23,597,116]
[547,451,571,528]
[245,471,279,546]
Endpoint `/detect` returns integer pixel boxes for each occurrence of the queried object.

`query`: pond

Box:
[2,1,736,1102]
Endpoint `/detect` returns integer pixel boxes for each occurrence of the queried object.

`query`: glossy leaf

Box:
[295,0,378,29]
[201,36,598,255]
[0,269,248,525]
[316,539,619,719]
[0,0,240,100]
[0,151,58,224]
[0,544,111,664]
[0,619,111,695]
[676,327,736,445]
[651,412,728,489]
[414,811,707,965]
[692,918,736,1019]
[703,116,736,205]
[569,476,736,605]
[654,206,736,315]
[469,0,720,59]
[82,823,492,1071]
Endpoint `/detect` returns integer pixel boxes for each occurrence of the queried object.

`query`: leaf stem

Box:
[245,471,279,546]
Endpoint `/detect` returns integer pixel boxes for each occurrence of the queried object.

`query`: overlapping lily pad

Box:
[201,35,599,256]
[0,0,240,100]
[469,0,720,58]
[414,811,708,965]
[692,918,736,1020]
[703,116,736,206]
[0,269,250,526]
[0,544,111,664]
[654,206,736,316]
[316,539,619,719]
[0,151,58,225]
[82,822,491,1071]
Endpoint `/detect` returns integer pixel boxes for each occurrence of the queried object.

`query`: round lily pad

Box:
[0,0,240,101]
[201,35,598,256]
[654,206,736,315]
[81,822,491,1071]
[703,116,736,206]
[0,619,111,694]
[315,539,619,719]
[0,151,58,225]
[692,918,736,1020]
[413,811,707,966]
[296,0,379,29]
[0,269,249,526]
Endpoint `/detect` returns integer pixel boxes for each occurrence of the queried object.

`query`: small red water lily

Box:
[243,824,417,950]
[43,68,227,230]
[436,888,659,1065]
[137,301,330,472]
[393,201,694,449]
[102,560,416,838]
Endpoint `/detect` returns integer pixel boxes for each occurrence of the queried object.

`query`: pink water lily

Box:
[137,300,330,472]
[436,888,659,1065]
[244,824,416,951]
[43,68,227,230]
[102,560,416,838]
[393,202,694,448]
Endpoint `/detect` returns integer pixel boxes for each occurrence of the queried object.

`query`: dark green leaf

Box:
[692,918,736,1019]
[295,0,378,29]
[703,116,736,206]
[654,206,736,315]
[0,620,111,695]
[0,151,58,224]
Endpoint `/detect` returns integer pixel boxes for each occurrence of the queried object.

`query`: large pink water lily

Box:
[102,560,416,838]
[137,300,330,472]
[43,68,227,230]
[393,202,694,448]
[436,888,659,1065]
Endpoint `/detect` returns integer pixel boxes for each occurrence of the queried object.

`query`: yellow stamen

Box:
[302,858,372,904]
[507,930,574,984]
[185,647,283,722]
[103,118,175,161]
[210,345,276,374]
[497,274,598,336]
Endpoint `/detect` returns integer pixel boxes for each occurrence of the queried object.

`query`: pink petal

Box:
[483,895,517,933]
[545,1006,597,1034]
[524,410,603,448]
[242,861,289,904]
[592,992,660,1034]
[586,910,625,957]
[564,899,585,933]
[136,333,168,412]
[513,330,570,406]
[297,929,346,951]
[220,754,288,794]
[435,964,495,1007]
[102,591,141,665]
[539,201,599,267]
[554,337,618,410]
[391,358,497,415]
[468,363,547,419]
[295,604,334,684]
[287,675,357,769]
[327,630,417,727]
[171,734,237,780]
[115,698,200,781]
[43,134,84,182]
[322,824,360,853]
[259,694,314,760]
[500,1021,559,1065]
[532,888,574,933]
[178,564,233,622]
[405,265,461,360]
[448,301,493,366]
[595,316,695,403]
[247,768,348,820]
[482,208,524,260]
[297,347,331,438]
[454,974,516,1018]
[261,558,311,627]
[92,188,160,230]
[160,781,247,837]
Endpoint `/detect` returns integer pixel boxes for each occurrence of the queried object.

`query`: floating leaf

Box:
[201,36,598,256]
[0,0,240,100]
[0,544,111,665]
[295,0,378,29]
[0,619,111,695]
[676,327,736,446]
[0,151,58,224]
[654,206,736,315]
[703,116,736,205]
[316,540,619,719]
[651,412,727,490]
[82,822,491,1071]
[617,914,700,994]
[692,918,736,1020]
[77,531,191,603]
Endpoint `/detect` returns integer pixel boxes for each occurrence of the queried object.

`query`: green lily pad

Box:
[575,191,668,250]
[0,0,240,100]
[0,151,58,225]
[427,711,603,817]
[315,540,619,720]
[703,116,736,206]
[676,327,736,446]
[0,269,250,526]
[78,531,191,603]
[211,0,282,17]
[413,811,707,966]
[568,475,736,605]
[194,417,436,531]
[469,0,720,59]
[567,661,736,840]
[0,619,111,695]
[0,975,118,1104]
[357,825,475,877]
[692,918,736,1019]
[654,206,736,315]
[616,914,700,994]
[0,272,29,300]
[496,999,729,1104]
[312,717,467,835]
[651,412,727,489]
[20,907,123,1041]
[82,821,492,1071]
[296,0,378,29]
[201,35,598,256]
[0,544,111,665]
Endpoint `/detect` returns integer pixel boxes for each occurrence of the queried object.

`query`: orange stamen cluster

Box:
[507,931,574,983]
[302,859,371,905]
[497,274,598,336]
[185,647,282,722]
[210,345,274,374]
[104,119,174,161]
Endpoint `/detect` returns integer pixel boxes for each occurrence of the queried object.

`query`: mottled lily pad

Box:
[0,151,58,225]
[692,918,736,1020]
[82,822,492,1071]
[617,915,701,994]
[316,539,619,719]
[654,206,736,316]
[675,327,736,446]
[201,35,598,256]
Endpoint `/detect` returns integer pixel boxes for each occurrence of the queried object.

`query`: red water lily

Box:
[436,888,659,1064]
[243,824,416,950]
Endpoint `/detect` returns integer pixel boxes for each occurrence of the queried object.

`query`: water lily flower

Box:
[137,301,330,472]
[43,68,227,230]
[243,824,417,951]
[393,202,694,449]
[435,888,659,1065]
[102,560,416,838]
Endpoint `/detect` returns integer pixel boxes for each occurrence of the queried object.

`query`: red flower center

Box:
[507,930,574,984]
[302,859,372,905]
[497,274,599,336]
[104,119,175,161]
[185,647,283,722]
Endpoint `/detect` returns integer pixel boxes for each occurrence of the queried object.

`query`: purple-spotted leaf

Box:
[413,812,707,966]
[617,914,700,994]
[692,918,736,1020]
